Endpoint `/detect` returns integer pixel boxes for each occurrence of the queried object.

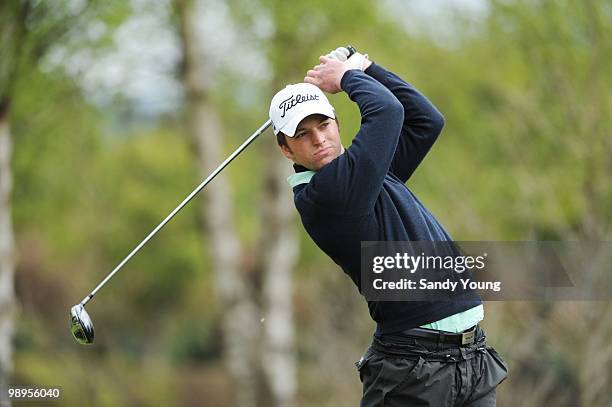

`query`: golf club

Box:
[70,119,271,344]
[70,45,357,345]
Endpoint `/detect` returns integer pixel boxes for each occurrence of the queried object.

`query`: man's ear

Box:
[279,144,294,160]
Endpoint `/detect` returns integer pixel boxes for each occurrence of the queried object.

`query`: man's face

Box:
[279,114,343,171]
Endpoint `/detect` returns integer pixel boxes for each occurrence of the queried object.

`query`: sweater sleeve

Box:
[364,62,445,183]
[296,69,404,216]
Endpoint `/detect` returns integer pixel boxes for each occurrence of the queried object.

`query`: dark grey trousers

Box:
[356,325,508,406]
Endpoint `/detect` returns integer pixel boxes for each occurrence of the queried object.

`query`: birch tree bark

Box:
[0,2,26,404]
[257,138,298,407]
[253,5,325,402]
[0,102,16,407]
[175,1,260,406]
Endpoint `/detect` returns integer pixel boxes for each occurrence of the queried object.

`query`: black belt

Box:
[399,325,478,346]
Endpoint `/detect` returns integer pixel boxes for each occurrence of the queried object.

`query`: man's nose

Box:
[311,130,326,145]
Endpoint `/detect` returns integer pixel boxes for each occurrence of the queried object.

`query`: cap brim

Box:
[277,103,335,137]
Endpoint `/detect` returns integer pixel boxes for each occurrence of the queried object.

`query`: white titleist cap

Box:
[269,83,335,137]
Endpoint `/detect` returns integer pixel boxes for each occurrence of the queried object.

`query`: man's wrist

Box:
[335,66,350,92]
[339,69,368,93]
[339,69,355,91]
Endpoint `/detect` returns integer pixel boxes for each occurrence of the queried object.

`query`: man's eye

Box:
[320,122,329,129]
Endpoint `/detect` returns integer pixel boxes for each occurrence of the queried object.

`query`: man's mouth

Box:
[314,147,332,157]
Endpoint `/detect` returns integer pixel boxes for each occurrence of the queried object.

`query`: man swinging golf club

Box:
[269,47,508,406]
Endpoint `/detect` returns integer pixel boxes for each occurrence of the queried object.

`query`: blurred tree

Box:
[481,2,612,406]
[0,3,31,403]
[486,0,611,240]
[174,1,261,406]
[0,1,128,404]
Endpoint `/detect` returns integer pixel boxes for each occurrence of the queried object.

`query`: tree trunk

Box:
[0,3,26,406]
[258,145,298,407]
[175,1,259,406]
[256,10,313,404]
[0,103,16,407]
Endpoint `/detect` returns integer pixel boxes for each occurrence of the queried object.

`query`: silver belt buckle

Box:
[461,328,475,345]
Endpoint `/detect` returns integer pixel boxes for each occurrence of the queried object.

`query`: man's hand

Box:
[325,46,372,71]
[304,56,349,94]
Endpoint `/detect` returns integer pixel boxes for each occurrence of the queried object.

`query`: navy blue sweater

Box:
[291,63,482,334]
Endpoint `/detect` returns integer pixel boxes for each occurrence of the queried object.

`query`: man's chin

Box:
[299,150,342,171]
[314,154,339,170]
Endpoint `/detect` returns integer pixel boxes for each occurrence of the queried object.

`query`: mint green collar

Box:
[287,171,316,188]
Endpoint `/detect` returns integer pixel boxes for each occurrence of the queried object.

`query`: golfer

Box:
[269,47,508,406]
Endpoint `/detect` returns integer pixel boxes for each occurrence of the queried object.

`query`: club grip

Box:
[346,45,357,57]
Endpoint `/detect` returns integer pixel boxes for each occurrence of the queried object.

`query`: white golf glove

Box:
[325,46,369,71]
[326,47,351,61]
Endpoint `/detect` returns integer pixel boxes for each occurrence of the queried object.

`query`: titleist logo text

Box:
[278,94,319,118]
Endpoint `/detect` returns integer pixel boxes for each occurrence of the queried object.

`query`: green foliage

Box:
[11,67,101,254]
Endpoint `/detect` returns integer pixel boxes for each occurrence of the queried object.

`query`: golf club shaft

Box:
[81,119,272,306]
